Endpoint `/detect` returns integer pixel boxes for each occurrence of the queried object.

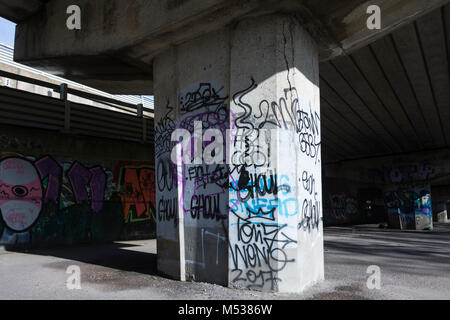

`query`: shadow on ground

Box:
[324,223,450,280]
[8,241,158,276]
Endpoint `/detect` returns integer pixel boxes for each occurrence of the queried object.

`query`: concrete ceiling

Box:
[0,0,448,163]
[0,0,48,23]
[321,4,450,163]
[1,0,448,94]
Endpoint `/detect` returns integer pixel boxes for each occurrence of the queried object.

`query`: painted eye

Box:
[12,185,29,198]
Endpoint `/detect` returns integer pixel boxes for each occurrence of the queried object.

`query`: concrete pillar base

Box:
[437,210,448,223]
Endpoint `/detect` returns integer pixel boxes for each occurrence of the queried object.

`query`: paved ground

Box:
[1,223,449,300]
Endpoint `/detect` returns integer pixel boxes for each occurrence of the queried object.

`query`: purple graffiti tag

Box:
[68,162,107,213]
[89,166,106,213]
[68,162,92,204]
[34,156,63,204]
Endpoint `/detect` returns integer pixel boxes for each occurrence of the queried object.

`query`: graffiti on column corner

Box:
[155,78,322,290]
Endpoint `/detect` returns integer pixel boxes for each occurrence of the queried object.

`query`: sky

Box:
[0,17,16,47]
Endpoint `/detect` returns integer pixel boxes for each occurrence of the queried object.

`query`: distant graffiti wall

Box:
[384,187,432,230]
[368,164,434,184]
[322,176,387,226]
[0,153,156,247]
[323,192,359,225]
[323,153,450,228]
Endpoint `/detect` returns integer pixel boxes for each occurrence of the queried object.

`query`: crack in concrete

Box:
[282,21,293,95]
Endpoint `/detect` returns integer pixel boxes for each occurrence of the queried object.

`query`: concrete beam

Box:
[0,0,46,23]
[326,0,450,59]
[7,0,450,93]
[14,0,302,93]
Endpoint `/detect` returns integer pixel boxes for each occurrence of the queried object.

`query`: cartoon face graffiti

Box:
[0,157,43,232]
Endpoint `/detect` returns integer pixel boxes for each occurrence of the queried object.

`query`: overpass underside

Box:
[320,4,450,230]
[1,0,449,294]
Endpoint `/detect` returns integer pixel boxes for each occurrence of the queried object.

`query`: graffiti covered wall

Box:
[322,149,449,229]
[0,152,156,247]
[323,192,359,225]
[113,161,156,239]
[322,176,386,226]
[385,187,432,230]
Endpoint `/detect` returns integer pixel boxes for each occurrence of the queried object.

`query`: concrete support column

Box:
[154,14,324,292]
[434,202,448,223]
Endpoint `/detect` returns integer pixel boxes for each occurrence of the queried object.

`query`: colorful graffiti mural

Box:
[0,157,43,232]
[113,161,156,223]
[0,154,156,247]
[384,187,432,230]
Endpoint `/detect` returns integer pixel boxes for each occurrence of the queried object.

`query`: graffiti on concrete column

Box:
[232,78,321,164]
[228,78,322,291]
[179,82,230,283]
[298,170,322,231]
[155,104,179,228]
[155,103,176,158]
[180,82,228,113]
[155,77,322,289]
[229,165,298,290]
[185,227,227,269]
[179,96,229,221]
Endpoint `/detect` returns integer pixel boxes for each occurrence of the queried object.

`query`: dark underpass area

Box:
[0,0,449,300]
[2,223,449,300]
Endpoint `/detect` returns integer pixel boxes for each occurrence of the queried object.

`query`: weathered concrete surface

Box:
[318,3,450,164]
[4,0,448,93]
[0,123,152,163]
[0,0,46,23]
[154,13,323,292]
[321,223,450,300]
[437,211,448,223]
[226,14,323,293]
[1,224,450,300]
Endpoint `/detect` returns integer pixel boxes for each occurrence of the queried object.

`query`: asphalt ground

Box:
[1,223,449,300]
